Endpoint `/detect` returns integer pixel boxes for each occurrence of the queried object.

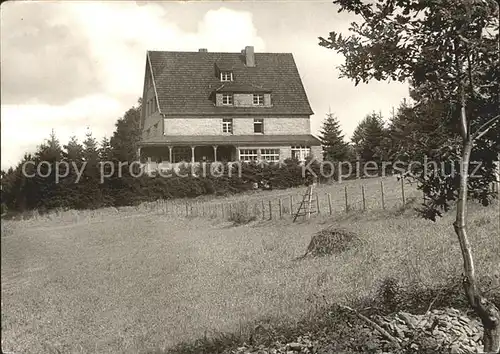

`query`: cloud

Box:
[195,8,265,51]
[0,2,103,106]
[1,95,122,170]
[66,3,265,97]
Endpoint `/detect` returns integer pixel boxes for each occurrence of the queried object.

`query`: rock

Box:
[458,316,470,325]
[398,312,418,329]
[472,333,482,342]
[224,307,485,354]
[450,343,461,354]
[287,342,303,351]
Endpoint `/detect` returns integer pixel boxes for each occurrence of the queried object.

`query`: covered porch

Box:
[138,144,237,163]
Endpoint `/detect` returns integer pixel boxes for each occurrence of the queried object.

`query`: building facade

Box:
[138,46,322,166]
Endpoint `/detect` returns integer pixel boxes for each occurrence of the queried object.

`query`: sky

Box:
[0,0,409,170]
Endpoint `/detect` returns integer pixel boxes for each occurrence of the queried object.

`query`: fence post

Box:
[185,203,189,217]
[381,180,386,210]
[315,193,320,214]
[268,200,273,220]
[362,185,366,211]
[221,203,225,219]
[278,199,283,219]
[401,177,406,205]
[229,203,232,216]
[344,185,349,213]
[289,195,294,215]
[261,200,265,219]
[327,193,332,215]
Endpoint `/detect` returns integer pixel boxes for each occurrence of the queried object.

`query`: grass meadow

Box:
[140,176,424,221]
[1,178,499,353]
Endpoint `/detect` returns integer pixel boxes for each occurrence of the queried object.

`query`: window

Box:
[220,71,233,81]
[254,118,264,133]
[222,118,233,133]
[239,149,258,162]
[291,146,311,161]
[172,147,191,163]
[260,149,280,162]
[222,94,233,105]
[253,94,264,105]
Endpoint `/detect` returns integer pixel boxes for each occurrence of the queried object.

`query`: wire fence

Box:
[141,179,499,222]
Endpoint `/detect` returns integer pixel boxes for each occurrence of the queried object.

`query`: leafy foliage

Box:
[320,2,500,350]
[320,0,500,220]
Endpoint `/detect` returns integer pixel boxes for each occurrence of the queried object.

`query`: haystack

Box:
[302,226,363,258]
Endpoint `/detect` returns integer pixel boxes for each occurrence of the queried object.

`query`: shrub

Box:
[376,277,404,313]
[2,159,319,214]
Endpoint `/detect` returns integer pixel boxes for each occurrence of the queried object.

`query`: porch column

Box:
[168,146,173,163]
[235,146,240,161]
[212,145,218,162]
[191,146,196,163]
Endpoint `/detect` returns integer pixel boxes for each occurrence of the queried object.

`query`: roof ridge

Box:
[147,50,293,55]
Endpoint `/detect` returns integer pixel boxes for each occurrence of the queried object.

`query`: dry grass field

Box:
[192,175,422,212]
[1,180,499,354]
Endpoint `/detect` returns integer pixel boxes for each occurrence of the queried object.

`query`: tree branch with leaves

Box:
[320,0,500,351]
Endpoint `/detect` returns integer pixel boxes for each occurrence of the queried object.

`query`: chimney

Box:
[244,46,255,67]
[198,48,207,52]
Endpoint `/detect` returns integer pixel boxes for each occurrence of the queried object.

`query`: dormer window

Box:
[222,93,233,105]
[253,94,264,105]
[220,71,233,82]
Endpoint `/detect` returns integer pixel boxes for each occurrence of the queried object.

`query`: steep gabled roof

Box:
[215,82,271,93]
[147,50,314,116]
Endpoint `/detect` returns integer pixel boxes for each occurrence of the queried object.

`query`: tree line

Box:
[0,101,325,215]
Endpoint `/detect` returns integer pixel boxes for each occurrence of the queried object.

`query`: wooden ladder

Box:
[292,179,317,222]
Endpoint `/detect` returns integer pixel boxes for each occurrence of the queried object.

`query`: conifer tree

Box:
[63,136,84,162]
[32,129,65,210]
[319,113,349,161]
[81,130,104,208]
[351,112,387,162]
[98,136,112,162]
